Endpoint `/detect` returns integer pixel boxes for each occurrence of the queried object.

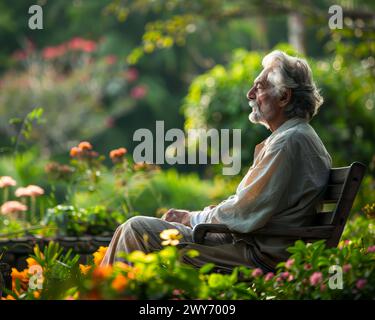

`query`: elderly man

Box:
[101,50,332,271]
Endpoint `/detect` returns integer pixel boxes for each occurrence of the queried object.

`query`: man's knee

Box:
[120,215,162,235]
[120,216,147,233]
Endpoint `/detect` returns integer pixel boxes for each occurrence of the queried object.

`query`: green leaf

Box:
[199,263,215,274]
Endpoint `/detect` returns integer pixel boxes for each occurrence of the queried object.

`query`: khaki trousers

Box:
[100,216,256,271]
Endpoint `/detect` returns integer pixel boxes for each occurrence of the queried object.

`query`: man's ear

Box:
[279,88,292,108]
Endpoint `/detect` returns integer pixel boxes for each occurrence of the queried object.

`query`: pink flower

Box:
[320,284,327,292]
[0,176,17,188]
[81,40,96,53]
[26,185,44,197]
[68,37,97,53]
[339,240,352,249]
[1,201,27,215]
[366,245,375,253]
[130,85,147,99]
[15,185,44,197]
[105,55,117,65]
[69,37,85,50]
[125,68,139,82]
[42,44,67,60]
[275,277,283,283]
[309,272,323,286]
[304,263,312,271]
[356,279,367,290]
[15,187,31,197]
[280,272,291,280]
[343,264,352,273]
[251,268,263,278]
[172,289,183,296]
[285,258,295,269]
[264,272,274,281]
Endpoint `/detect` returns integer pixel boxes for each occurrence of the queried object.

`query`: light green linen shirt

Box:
[191,117,332,268]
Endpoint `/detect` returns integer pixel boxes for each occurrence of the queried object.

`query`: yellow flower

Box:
[93,246,108,266]
[64,291,80,300]
[160,229,182,246]
[114,261,131,271]
[79,264,92,275]
[26,257,40,268]
[111,274,128,292]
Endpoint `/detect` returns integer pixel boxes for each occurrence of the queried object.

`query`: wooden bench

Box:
[192,162,366,264]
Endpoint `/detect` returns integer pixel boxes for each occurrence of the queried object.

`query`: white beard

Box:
[248,100,272,130]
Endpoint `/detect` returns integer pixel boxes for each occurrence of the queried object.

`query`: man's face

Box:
[246,69,279,128]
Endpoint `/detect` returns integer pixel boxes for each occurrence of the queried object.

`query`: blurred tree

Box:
[106,0,374,60]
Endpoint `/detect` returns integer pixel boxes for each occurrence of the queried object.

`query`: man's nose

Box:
[247,86,256,100]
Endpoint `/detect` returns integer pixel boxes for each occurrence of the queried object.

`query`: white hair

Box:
[262,50,324,120]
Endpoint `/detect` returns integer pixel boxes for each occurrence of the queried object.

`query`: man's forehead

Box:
[254,68,271,84]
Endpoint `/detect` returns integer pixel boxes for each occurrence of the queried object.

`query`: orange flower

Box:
[33,290,41,299]
[70,146,82,157]
[1,295,16,300]
[11,268,29,293]
[26,257,40,268]
[111,274,127,292]
[93,246,108,266]
[79,264,92,275]
[78,141,93,151]
[113,262,140,280]
[127,267,140,280]
[109,148,127,162]
[92,265,113,280]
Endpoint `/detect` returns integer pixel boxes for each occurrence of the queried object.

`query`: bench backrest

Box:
[314,162,366,247]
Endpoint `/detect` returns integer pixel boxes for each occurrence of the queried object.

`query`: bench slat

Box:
[329,167,350,184]
[323,184,344,201]
[315,212,334,225]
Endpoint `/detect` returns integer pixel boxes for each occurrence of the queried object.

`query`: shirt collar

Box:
[264,117,308,146]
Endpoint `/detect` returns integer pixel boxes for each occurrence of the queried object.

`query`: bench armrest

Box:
[192,223,335,244]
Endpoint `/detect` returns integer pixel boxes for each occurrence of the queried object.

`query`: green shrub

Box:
[4,214,374,300]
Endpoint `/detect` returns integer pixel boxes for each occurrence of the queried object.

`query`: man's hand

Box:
[161,209,192,227]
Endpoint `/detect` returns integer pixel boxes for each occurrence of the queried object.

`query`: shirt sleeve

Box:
[191,140,291,232]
